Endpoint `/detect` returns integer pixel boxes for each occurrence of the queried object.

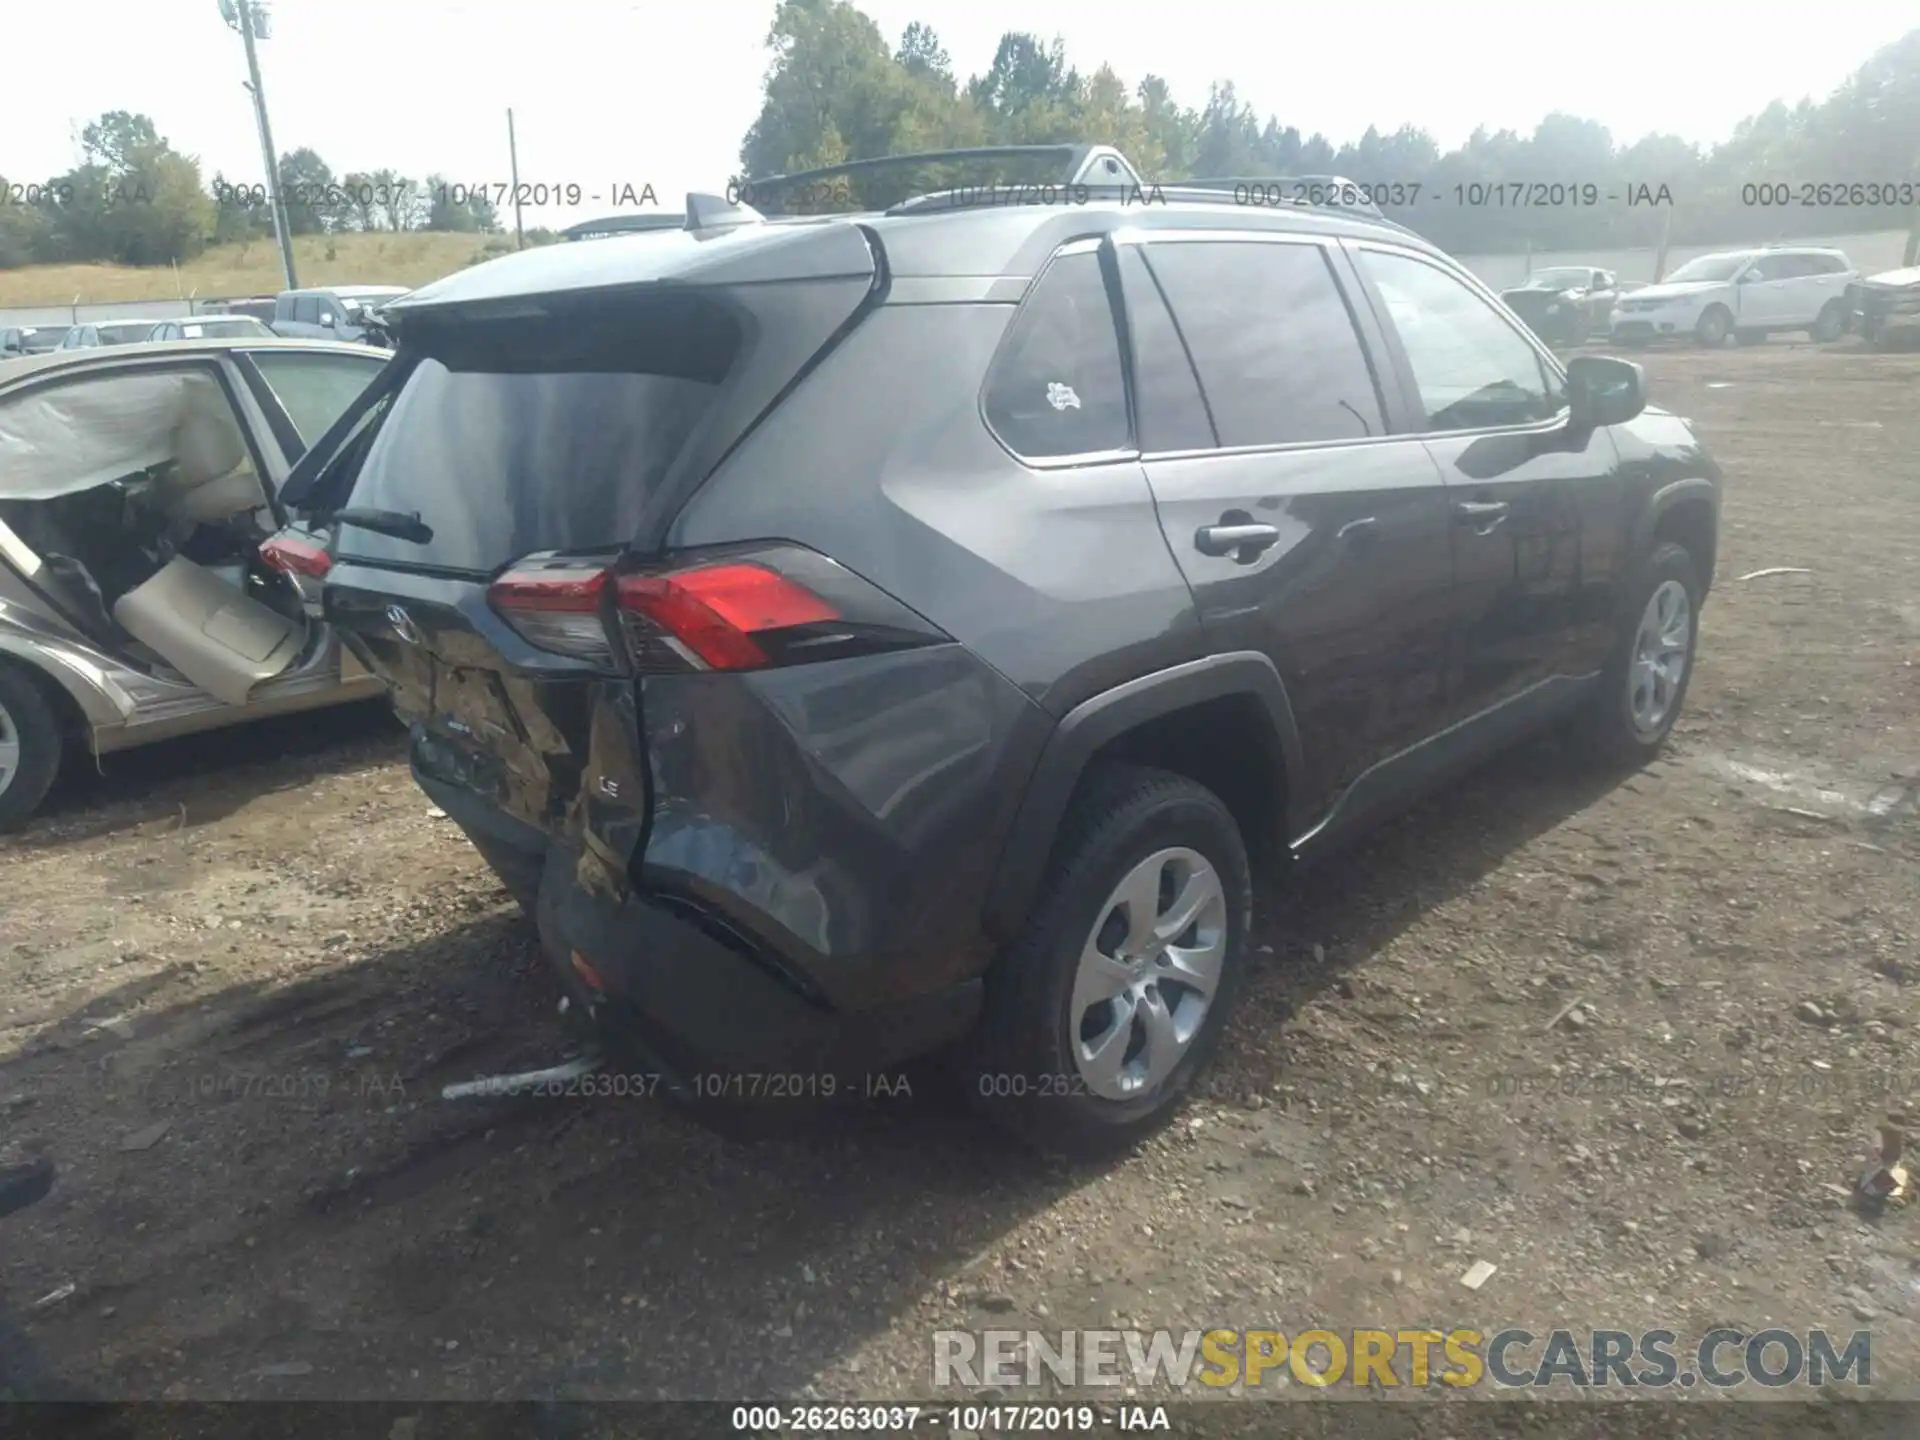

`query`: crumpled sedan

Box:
[0,336,391,829]
[1845,264,1920,347]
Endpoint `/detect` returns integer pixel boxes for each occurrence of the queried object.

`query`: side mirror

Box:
[1567,355,1644,429]
[1736,270,1761,285]
[319,312,336,327]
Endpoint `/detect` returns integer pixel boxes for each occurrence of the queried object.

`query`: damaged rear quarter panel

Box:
[636,642,1047,1010]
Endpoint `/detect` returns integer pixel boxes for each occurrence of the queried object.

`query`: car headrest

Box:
[172,386,247,486]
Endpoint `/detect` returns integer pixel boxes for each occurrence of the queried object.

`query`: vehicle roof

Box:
[280,284,410,297]
[1688,245,1848,259]
[0,336,389,387]
[1863,264,1920,286]
[388,196,1440,315]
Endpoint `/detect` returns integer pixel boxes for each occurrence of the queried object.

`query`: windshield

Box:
[20,328,68,352]
[181,318,273,338]
[1525,269,1589,288]
[98,322,158,345]
[1663,254,1748,284]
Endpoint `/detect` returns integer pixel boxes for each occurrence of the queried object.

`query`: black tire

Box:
[1733,328,1765,346]
[1811,300,1846,342]
[0,664,63,835]
[1693,306,1731,347]
[1575,541,1702,766]
[970,765,1252,1156]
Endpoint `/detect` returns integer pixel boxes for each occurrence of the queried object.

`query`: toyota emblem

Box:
[386,604,423,645]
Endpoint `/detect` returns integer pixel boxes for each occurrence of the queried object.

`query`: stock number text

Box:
[1742,181,1919,208]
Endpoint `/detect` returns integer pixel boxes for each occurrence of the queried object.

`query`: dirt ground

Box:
[2,338,1916,1417]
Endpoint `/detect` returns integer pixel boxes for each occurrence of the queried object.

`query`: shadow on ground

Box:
[3,729,1632,1402]
[6,700,403,851]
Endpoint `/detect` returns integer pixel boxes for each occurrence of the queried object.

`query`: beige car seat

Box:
[109,380,303,707]
[112,556,305,706]
[159,381,268,526]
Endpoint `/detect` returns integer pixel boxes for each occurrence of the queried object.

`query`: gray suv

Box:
[279,145,1722,1154]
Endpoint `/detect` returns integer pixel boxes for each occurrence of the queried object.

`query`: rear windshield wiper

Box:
[327,507,434,545]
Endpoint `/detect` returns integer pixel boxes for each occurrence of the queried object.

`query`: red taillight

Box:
[487,559,841,671]
[259,534,331,579]
[486,564,617,661]
[616,564,839,671]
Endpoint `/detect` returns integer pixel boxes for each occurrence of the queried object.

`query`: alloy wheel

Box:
[1069,847,1228,1101]
[1629,579,1692,739]
[0,699,19,801]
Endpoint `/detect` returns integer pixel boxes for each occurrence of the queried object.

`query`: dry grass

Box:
[0,231,499,306]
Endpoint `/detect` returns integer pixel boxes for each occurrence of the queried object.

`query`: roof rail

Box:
[725,147,1419,237]
[735,144,1143,213]
[561,212,688,241]
[1173,174,1386,221]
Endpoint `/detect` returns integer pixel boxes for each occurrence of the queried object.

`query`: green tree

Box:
[0,176,57,267]
[339,171,380,231]
[278,147,347,233]
[895,21,950,83]
[967,33,1077,120]
[374,170,420,231]
[740,0,984,209]
[422,172,500,232]
[80,111,161,172]
[737,12,1917,255]
[41,112,214,266]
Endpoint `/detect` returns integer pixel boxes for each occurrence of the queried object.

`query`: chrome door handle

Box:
[1336,516,1380,543]
[1454,500,1510,533]
[1194,523,1282,559]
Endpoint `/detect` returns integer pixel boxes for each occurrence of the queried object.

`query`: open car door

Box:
[0,366,306,707]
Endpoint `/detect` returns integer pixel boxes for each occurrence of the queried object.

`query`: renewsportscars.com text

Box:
[933,1326,1872,1390]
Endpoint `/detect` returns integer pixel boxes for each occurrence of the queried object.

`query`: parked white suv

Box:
[1610,247,1858,347]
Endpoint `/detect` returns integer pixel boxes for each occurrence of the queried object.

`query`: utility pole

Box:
[223,0,297,289]
[507,109,525,250]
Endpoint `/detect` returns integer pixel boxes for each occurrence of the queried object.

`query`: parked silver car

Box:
[147,315,278,342]
[0,326,71,361]
[0,337,392,829]
[56,319,164,349]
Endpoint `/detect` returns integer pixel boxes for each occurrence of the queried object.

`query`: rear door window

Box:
[1142,239,1386,447]
[982,249,1130,459]
[1116,246,1215,452]
[334,295,740,572]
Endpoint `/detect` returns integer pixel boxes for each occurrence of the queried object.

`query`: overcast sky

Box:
[8,0,1915,227]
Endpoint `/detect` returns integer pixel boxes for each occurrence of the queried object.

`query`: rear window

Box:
[336,297,740,571]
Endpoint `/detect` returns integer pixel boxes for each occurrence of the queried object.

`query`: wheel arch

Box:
[0,642,99,745]
[981,652,1302,945]
[1633,480,1720,599]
